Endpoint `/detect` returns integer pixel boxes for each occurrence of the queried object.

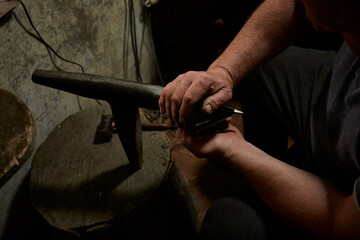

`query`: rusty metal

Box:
[94,115,114,144]
[32,70,164,169]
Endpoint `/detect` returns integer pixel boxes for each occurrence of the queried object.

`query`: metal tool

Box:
[32,70,163,169]
[32,69,243,167]
[93,115,114,144]
[195,105,243,134]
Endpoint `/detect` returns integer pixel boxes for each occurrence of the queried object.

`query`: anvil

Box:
[32,70,163,169]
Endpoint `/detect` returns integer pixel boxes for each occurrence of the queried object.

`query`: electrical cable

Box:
[122,0,164,85]
[19,1,85,74]
[19,1,103,109]
[146,6,164,85]
[138,0,146,58]
[122,0,129,79]
[128,0,143,82]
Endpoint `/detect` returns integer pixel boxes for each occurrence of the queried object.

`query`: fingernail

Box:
[204,104,213,114]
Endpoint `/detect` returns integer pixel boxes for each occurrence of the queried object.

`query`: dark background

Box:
[150,0,344,84]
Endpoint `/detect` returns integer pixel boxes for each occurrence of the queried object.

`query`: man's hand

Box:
[180,123,244,166]
[158,68,234,126]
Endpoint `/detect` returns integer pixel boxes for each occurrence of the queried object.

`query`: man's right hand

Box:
[158,67,234,126]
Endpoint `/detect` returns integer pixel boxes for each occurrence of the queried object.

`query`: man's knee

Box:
[199,197,268,240]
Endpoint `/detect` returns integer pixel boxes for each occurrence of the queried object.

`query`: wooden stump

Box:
[0,89,35,187]
[30,105,197,239]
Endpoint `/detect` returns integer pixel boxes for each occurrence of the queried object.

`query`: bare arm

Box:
[229,139,360,239]
[208,0,310,86]
[159,0,310,124]
[181,125,360,239]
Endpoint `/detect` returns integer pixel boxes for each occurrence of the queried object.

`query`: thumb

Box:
[202,89,232,114]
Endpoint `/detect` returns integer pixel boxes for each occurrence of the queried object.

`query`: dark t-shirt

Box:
[312,42,360,209]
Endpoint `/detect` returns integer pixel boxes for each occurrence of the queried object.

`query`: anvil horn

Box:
[32,70,164,169]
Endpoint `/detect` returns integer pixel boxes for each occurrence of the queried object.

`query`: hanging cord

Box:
[145,6,164,85]
[19,1,102,109]
[124,0,164,85]
[128,0,143,82]
[19,1,85,73]
[122,0,129,79]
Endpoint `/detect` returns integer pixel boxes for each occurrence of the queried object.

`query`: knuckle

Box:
[208,77,220,89]
[186,71,196,76]
[171,93,181,105]
[165,92,173,101]
[161,88,171,97]
[196,73,218,92]
[208,83,216,93]
[197,75,208,86]
[183,93,194,105]
[178,72,192,82]
[176,74,185,82]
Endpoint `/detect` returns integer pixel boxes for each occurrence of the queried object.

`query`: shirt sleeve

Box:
[354,177,360,213]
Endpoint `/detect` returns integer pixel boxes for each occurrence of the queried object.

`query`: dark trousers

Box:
[200,46,336,240]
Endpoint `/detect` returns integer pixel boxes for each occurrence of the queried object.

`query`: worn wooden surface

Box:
[0,0,19,18]
[0,89,35,187]
[30,105,172,231]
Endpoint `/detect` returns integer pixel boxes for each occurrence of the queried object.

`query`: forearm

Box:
[227,139,359,239]
[208,0,310,86]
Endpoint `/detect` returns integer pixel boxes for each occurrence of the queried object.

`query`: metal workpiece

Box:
[32,69,164,169]
[32,70,163,110]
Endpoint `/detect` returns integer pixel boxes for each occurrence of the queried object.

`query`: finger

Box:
[158,92,165,114]
[170,76,192,125]
[171,98,179,126]
[202,87,233,115]
[179,75,216,124]
[159,82,174,122]
[163,74,191,124]
[163,83,177,125]
[165,94,173,125]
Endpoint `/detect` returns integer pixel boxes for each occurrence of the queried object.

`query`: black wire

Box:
[123,0,128,79]
[19,1,85,74]
[19,1,103,108]
[22,0,142,87]
[128,0,143,82]
[148,10,164,85]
